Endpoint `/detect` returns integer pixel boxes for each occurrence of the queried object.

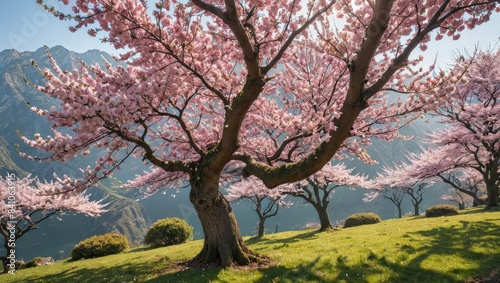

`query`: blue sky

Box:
[1,1,499,67]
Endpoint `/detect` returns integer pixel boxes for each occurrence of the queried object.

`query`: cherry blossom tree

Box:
[442,188,475,209]
[445,170,487,207]
[405,48,500,208]
[0,174,105,274]
[364,187,406,218]
[406,183,426,216]
[368,162,429,217]
[404,147,488,206]
[25,0,499,267]
[226,177,292,238]
[287,163,367,231]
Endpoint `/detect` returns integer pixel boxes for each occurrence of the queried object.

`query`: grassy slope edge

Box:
[1,207,499,283]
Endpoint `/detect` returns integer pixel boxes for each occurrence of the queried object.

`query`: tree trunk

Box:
[397,205,403,218]
[189,180,261,267]
[411,198,422,216]
[257,218,265,238]
[485,182,499,208]
[313,205,333,231]
[413,204,419,216]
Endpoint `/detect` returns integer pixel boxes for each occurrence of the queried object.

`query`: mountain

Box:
[0,136,27,178]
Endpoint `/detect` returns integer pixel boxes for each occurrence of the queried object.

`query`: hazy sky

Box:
[1,1,499,67]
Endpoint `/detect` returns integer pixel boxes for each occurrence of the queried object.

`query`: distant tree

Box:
[28,0,499,266]
[364,186,406,218]
[226,177,292,238]
[405,148,489,206]
[442,188,475,209]
[445,170,487,207]
[369,162,429,217]
[406,183,426,216]
[0,174,105,274]
[287,164,367,231]
[407,48,500,208]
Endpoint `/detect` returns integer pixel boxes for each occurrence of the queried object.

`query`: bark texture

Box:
[189,180,260,267]
[314,205,334,231]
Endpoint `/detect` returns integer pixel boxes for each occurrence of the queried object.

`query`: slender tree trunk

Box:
[189,180,260,267]
[397,205,403,218]
[313,205,333,231]
[254,196,270,238]
[257,218,265,238]
[411,198,422,216]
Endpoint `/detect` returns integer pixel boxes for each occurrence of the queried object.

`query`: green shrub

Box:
[144,218,193,247]
[344,212,381,228]
[425,204,459,217]
[71,233,129,260]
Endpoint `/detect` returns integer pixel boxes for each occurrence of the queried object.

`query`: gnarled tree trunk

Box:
[189,179,261,267]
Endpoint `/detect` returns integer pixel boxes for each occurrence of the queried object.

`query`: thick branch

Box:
[109,127,191,174]
[262,1,336,74]
[237,1,395,188]
[364,0,494,99]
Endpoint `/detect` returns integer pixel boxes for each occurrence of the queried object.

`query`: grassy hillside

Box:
[2,208,499,283]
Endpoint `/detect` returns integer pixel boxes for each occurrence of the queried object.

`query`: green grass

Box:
[2,208,499,282]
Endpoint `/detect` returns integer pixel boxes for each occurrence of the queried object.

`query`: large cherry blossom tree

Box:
[404,48,500,208]
[25,0,499,266]
[0,174,105,274]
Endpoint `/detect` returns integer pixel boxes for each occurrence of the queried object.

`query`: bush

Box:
[71,233,129,260]
[344,212,381,228]
[144,218,193,247]
[425,204,459,217]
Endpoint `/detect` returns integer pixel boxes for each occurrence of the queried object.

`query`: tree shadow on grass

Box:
[408,207,499,220]
[245,230,321,246]
[324,220,500,283]
[14,256,222,283]
[253,256,335,282]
